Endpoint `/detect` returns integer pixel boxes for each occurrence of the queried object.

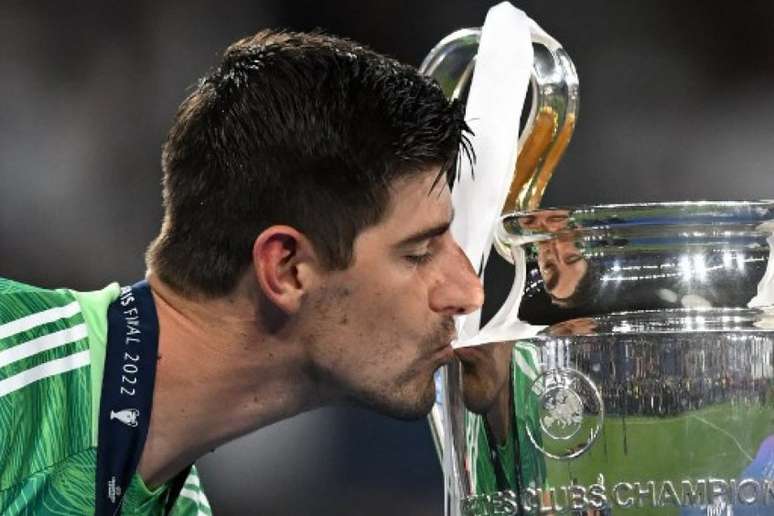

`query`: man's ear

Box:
[252,226,322,314]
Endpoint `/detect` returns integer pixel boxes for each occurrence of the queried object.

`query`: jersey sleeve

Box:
[0,277,93,492]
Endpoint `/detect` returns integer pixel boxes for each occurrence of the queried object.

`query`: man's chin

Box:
[356,378,436,421]
[386,386,436,421]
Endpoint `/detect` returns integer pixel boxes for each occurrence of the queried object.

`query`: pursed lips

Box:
[431,335,457,365]
[434,328,457,352]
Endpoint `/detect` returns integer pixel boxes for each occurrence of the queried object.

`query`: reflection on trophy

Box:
[494,204,774,516]
[422,4,774,516]
[517,209,592,309]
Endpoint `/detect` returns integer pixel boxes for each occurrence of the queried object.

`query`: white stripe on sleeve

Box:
[0,350,90,397]
[0,324,88,368]
[0,301,82,340]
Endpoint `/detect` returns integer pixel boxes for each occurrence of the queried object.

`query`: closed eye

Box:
[563,253,583,265]
[405,252,434,265]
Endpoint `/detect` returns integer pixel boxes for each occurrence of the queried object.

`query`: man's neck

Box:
[136,274,330,488]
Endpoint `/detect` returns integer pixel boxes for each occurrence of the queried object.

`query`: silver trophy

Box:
[422,14,774,516]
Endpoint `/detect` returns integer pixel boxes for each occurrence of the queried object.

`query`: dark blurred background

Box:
[1,1,773,514]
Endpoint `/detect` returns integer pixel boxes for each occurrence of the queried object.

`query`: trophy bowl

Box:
[495,201,774,325]
[441,202,774,516]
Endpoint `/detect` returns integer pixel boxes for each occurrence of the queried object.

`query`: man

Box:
[0,30,483,514]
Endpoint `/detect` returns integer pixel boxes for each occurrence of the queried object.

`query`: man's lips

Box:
[438,333,457,349]
[433,344,455,363]
[431,333,457,362]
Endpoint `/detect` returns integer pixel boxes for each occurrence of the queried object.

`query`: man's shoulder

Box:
[0,277,121,361]
[0,277,90,384]
[0,277,96,492]
[0,276,91,397]
[0,277,48,295]
[0,277,77,318]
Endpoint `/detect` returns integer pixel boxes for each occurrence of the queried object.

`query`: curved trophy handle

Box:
[419,26,578,212]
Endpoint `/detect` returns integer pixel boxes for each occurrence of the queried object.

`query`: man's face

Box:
[300,170,484,420]
[537,236,587,301]
[520,210,588,303]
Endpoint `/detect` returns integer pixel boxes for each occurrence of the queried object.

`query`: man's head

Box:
[519,210,592,308]
[147,30,470,296]
[146,30,483,419]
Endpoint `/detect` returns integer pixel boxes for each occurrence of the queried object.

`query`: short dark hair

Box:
[146,30,471,297]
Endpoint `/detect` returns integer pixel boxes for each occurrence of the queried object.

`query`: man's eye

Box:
[405,252,433,265]
[564,253,583,265]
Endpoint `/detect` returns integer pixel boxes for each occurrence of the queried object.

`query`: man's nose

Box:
[429,244,485,316]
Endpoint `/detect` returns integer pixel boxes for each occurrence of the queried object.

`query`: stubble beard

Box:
[306,283,455,420]
[350,318,455,421]
[350,368,437,422]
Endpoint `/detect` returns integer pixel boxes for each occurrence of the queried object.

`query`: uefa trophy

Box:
[422,7,774,516]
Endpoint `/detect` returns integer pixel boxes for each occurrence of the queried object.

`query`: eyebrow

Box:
[395,209,455,248]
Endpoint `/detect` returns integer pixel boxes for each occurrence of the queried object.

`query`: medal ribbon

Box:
[95,280,189,515]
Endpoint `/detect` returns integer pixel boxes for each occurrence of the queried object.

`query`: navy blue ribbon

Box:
[95,280,188,515]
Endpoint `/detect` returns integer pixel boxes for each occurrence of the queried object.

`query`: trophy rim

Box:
[495,199,774,254]
[529,307,774,340]
[501,199,774,218]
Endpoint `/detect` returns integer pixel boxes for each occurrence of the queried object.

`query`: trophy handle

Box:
[419,25,579,212]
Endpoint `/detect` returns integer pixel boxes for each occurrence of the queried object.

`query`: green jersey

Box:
[0,277,211,515]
